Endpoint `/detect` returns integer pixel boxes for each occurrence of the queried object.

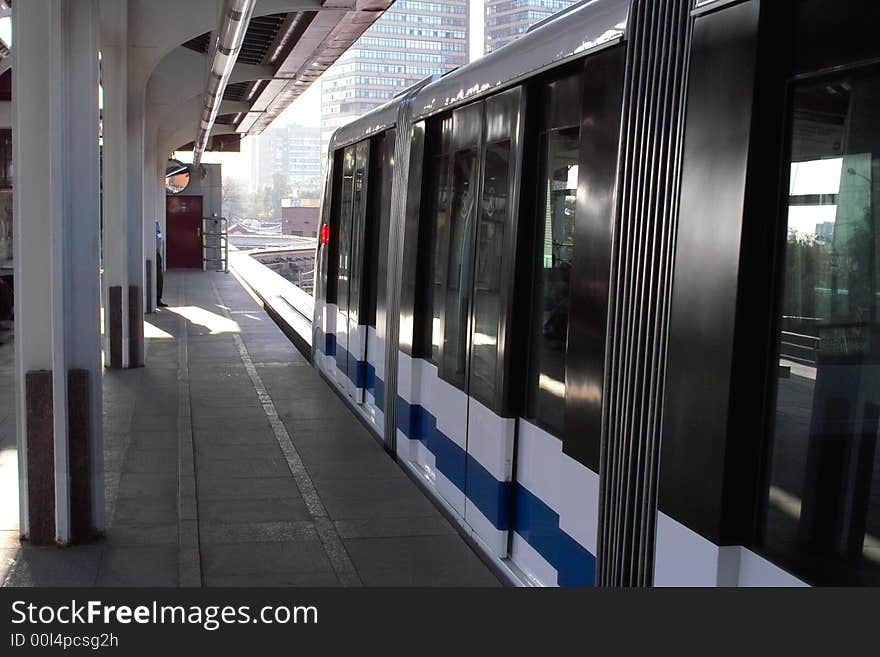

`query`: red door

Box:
[166,195,203,269]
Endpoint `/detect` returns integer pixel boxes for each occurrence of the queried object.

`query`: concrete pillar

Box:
[143,113,159,313]
[100,0,131,368]
[14,0,104,545]
[156,152,168,305]
[126,83,146,366]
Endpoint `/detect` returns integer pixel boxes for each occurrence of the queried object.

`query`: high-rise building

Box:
[484,0,577,53]
[252,123,322,192]
[321,0,470,155]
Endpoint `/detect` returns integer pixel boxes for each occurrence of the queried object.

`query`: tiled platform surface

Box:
[0,271,499,587]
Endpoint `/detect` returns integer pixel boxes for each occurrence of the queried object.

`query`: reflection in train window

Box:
[761,66,880,585]
[418,117,452,364]
[364,128,397,335]
[470,139,511,405]
[527,126,579,437]
[413,115,452,367]
[430,153,451,363]
[348,140,370,326]
[442,149,478,389]
[326,148,344,303]
[364,131,394,328]
[336,146,356,316]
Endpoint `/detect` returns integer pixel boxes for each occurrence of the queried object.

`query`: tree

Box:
[222,177,245,218]
[270,172,292,219]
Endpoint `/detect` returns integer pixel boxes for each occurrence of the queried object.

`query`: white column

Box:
[158,155,168,276]
[100,0,130,367]
[143,112,159,313]
[126,80,146,366]
[66,0,105,537]
[14,0,103,545]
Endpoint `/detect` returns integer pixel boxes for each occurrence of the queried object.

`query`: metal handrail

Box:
[203,216,229,273]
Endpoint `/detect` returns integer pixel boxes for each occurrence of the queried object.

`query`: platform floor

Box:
[0,270,499,587]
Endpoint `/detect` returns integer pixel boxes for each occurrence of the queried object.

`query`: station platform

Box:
[0,271,500,587]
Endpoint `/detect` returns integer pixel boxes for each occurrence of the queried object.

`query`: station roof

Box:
[179,2,390,141]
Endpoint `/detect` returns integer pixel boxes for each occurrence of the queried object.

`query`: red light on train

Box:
[320,224,330,245]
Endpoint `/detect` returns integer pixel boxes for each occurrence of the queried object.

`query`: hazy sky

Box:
[274,80,322,129]
[0,16,11,46]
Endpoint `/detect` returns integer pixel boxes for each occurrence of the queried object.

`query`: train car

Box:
[312,0,880,587]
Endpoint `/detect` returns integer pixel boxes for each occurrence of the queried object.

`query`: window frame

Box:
[414,116,453,363]
[325,148,345,304]
[755,59,880,586]
[521,67,585,442]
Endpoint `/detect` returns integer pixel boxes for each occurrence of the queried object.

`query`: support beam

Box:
[143,111,159,313]
[14,0,104,545]
[126,84,146,367]
[100,0,131,368]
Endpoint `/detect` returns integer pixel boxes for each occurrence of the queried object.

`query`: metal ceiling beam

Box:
[192,0,257,166]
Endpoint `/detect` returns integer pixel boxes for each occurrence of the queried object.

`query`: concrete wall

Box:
[171,162,222,219]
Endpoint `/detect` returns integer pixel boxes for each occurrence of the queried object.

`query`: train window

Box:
[372,129,396,332]
[415,117,452,362]
[348,140,370,326]
[430,151,451,363]
[526,74,582,438]
[336,146,356,315]
[326,149,345,304]
[760,65,880,585]
[442,148,478,389]
[527,129,578,434]
[470,139,511,404]
[362,135,383,328]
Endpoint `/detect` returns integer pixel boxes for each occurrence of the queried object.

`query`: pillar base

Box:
[107,286,124,369]
[25,370,55,546]
[128,285,144,368]
[145,259,153,314]
[67,369,94,543]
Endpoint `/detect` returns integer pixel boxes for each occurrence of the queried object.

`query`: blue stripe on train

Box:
[316,327,383,406]
[513,485,596,586]
[332,342,367,389]
[325,332,336,356]
[314,327,336,357]
[395,393,595,584]
[395,400,511,528]
[319,330,595,586]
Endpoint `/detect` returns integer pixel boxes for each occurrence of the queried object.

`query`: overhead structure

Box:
[193,0,257,166]
[182,0,394,156]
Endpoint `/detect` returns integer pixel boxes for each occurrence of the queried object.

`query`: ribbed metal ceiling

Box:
[178,3,394,144]
[222,81,252,102]
[182,32,211,55]
[238,13,287,65]
[182,13,287,64]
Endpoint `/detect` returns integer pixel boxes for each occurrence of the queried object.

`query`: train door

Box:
[427,88,524,555]
[364,130,396,431]
[335,141,371,401]
[462,88,524,556]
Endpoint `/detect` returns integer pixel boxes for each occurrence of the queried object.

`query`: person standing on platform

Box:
[156,220,167,308]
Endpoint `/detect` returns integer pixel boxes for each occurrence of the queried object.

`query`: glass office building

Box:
[253,123,322,191]
[484,0,577,53]
[320,0,470,156]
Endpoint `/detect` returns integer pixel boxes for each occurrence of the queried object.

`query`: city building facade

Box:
[484,0,576,52]
[320,0,470,155]
[253,122,322,191]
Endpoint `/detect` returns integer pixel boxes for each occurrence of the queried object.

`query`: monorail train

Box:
[310,0,880,586]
